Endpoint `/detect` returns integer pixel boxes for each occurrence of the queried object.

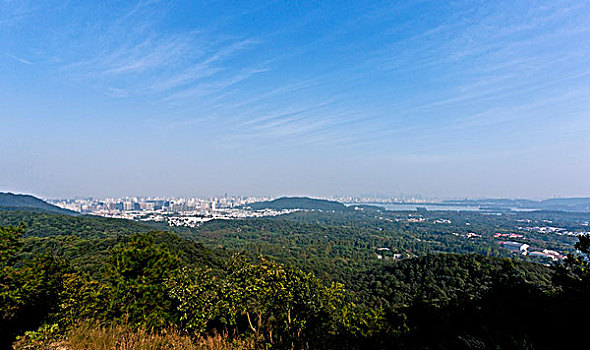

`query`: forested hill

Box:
[247,196,349,211]
[0,192,76,215]
[2,206,590,349]
[0,209,173,238]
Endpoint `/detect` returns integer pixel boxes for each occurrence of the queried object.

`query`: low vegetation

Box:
[2,207,590,349]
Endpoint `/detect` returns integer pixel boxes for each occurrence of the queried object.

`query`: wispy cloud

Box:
[7,0,590,154]
[162,67,269,102]
[57,1,265,102]
[6,53,32,65]
[0,0,35,26]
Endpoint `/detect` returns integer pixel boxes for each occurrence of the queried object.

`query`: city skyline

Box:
[2,0,590,199]
[10,191,590,203]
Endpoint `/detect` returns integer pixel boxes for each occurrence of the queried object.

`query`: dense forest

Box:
[0,193,77,215]
[2,205,590,349]
[246,197,349,211]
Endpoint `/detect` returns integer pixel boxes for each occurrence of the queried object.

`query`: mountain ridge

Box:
[247,196,349,211]
[0,192,77,215]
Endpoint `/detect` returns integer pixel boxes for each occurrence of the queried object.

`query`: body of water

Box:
[373,203,479,211]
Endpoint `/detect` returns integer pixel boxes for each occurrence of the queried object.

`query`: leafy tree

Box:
[1,225,71,347]
[218,255,381,348]
[556,234,590,291]
[0,224,24,266]
[166,266,220,333]
[57,273,111,326]
[104,233,182,328]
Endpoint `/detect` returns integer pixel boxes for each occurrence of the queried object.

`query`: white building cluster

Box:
[48,195,298,228]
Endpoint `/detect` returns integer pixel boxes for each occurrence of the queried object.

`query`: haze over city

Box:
[2,0,590,199]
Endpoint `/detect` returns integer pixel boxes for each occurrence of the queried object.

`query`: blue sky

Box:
[1,0,590,199]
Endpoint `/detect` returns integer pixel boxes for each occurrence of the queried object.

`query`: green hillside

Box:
[0,192,77,215]
[0,210,158,238]
[2,206,590,349]
[247,196,349,211]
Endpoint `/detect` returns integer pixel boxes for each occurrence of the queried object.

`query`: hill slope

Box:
[247,197,348,211]
[0,192,76,215]
[0,209,171,239]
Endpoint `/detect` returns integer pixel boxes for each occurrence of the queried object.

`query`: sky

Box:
[1,0,590,199]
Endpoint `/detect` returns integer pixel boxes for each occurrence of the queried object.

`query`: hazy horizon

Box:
[2,0,589,199]
[3,190,590,204]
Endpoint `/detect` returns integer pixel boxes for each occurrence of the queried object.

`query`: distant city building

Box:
[529,249,566,261]
[499,241,529,255]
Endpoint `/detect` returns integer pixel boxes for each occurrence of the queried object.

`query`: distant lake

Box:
[348,203,538,212]
[369,203,480,211]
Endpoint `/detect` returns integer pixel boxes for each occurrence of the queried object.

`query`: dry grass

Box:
[14,323,255,350]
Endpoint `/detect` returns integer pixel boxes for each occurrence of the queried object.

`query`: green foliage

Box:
[1,226,71,348]
[353,253,554,310]
[167,254,382,348]
[166,266,220,333]
[247,197,349,211]
[219,255,346,345]
[557,234,590,288]
[0,192,75,215]
[0,224,24,266]
[104,233,182,328]
[58,273,111,326]
[0,209,158,239]
[2,206,590,349]
[13,323,62,349]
